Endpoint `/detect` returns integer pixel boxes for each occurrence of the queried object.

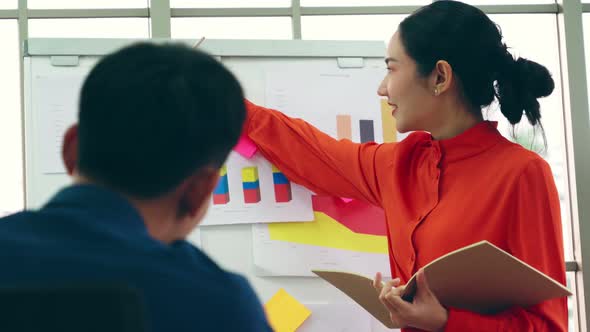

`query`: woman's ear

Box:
[431,60,453,96]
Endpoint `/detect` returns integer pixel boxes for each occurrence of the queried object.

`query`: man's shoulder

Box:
[168,242,255,295]
[0,211,38,238]
[0,211,33,223]
[161,243,271,331]
[219,272,272,331]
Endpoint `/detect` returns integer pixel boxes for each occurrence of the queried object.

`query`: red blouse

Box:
[245,100,567,332]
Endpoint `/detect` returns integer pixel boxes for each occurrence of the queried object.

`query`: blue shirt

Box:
[0,184,272,332]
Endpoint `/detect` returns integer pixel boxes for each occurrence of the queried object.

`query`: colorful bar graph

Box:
[272,165,292,203]
[359,120,375,143]
[381,99,397,143]
[242,166,261,204]
[213,166,230,205]
[336,115,352,140]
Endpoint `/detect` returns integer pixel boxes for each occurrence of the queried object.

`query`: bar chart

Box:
[359,119,375,143]
[242,166,262,204]
[272,165,292,203]
[203,152,313,226]
[212,166,230,205]
[335,100,396,144]
[213,165,297,205]
[336,115,352,140]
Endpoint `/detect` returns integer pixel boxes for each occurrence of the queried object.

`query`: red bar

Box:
[243,188,261,204]
[213,193,230,205]
[274,183,292,203]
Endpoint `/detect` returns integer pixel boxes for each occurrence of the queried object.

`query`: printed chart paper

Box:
[253,65,394,276]
[202,152,313,225]
[254,196,391,276]
[298,303,371,332]
[34,74,85,174]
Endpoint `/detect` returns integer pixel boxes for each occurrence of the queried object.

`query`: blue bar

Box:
[242,180,260,190]
[213,175,229,194]
[272,172,289,185]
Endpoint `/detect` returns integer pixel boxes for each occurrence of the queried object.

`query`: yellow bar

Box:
[219,165,227,177]
[271,164,281,173]
[381,99,397,143]
[242,166,259,182]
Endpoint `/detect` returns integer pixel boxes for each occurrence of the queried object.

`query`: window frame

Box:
[3,0,588,330]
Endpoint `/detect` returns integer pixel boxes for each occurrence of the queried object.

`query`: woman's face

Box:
[378,31,437,133]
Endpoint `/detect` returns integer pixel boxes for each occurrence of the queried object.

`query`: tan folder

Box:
[313,240,571,329]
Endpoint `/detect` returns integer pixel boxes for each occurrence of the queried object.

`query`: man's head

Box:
[62,42,245,241]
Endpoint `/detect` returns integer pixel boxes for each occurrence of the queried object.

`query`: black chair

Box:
[0,283,147,332]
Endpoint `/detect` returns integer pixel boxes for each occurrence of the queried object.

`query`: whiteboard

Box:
[24,38,399,331]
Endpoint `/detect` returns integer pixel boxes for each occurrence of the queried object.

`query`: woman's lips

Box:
[389,103,398,116]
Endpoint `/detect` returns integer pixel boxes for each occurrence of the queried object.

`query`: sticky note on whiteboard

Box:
[234,135,258,159]
[265,288,311,332]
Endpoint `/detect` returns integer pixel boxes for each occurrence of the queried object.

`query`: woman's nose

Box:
[377,79,387,97]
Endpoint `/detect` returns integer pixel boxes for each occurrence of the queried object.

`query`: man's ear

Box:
[62,124,79,176]
[177,167,219,220]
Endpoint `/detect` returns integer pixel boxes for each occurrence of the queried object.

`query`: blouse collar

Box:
[431,121,504,164]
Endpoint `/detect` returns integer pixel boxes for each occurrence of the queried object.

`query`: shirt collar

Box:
[431,121,503,164]
[43,184,147,233]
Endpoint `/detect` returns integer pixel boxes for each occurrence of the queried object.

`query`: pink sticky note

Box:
[340,197,354,203]
[234,135,258,159]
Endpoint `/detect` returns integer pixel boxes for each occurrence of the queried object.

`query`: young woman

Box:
[244,1,566,331]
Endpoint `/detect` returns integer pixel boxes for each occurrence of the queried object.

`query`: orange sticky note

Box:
[265,288,311,332]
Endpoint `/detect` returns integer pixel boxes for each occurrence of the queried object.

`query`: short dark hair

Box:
[78,43,245,199]
[399,0,554,127]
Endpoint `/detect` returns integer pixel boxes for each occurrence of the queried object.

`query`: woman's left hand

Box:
[377,269,449,331]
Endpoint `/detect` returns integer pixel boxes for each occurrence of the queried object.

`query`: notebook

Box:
[313,240,571,329]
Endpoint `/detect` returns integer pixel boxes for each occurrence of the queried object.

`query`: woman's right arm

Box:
[245,99,394,207]
[443,158,568,332]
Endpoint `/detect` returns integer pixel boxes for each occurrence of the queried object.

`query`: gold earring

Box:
[434,87,439,96]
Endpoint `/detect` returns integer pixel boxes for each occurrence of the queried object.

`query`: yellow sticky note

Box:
[265,288,311,332]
